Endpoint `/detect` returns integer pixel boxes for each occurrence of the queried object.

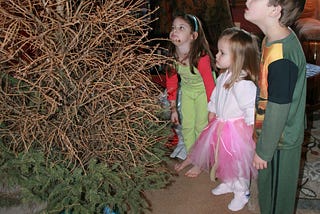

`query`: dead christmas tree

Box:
[0,0,172,213]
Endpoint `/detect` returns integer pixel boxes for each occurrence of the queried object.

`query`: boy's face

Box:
[244,0,271,26]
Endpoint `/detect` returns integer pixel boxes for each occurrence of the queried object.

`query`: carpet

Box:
[144,160,253,214]
[144,110,320,214]
[297,111,320,213]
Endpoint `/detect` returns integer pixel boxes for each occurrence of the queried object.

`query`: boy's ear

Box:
[271,4,282,17]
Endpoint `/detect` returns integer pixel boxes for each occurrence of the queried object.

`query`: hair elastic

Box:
[187,14,198,32]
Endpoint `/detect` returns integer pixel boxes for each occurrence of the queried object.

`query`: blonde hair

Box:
[219,27,260,89]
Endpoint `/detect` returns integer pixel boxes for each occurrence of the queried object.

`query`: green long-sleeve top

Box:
[255,30,307,161]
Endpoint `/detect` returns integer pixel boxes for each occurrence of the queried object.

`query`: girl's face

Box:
[215,37,232,70]
[169,17,195,47]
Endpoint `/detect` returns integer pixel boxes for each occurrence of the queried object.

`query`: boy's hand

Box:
[253,152,268,169]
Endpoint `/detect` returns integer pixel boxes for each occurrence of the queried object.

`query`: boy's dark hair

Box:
[268,0,306,26]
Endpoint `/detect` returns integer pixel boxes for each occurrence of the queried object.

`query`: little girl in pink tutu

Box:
[175,27,260,212]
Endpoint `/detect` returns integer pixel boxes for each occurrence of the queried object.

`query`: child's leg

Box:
[170,125,187,160]
[228,178,250,211]
[180,93,196,151]
[248,178,260,213]
[174,156,192,172]
[211,182,233,195]
[258,147,301,214]
[185,165,202,177]
[180,89,207,151]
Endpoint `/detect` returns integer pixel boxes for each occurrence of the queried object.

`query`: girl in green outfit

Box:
[166,13,215,160]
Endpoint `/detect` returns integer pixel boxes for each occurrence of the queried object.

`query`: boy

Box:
[244,0,306,214]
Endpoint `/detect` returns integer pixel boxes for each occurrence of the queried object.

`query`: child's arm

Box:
[207,81,217,119]
[253,152,268,169]
[169,100,179,125]
[198,55,215,102]
[233,80,257,126]
[256,102,290,160]
[166,68,179,101]
[208,112,216,122]
[253,104,288,170]
[166,68,180,125]
[256,59,298,162]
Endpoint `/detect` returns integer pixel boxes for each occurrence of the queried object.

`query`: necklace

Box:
[177,54,189,65]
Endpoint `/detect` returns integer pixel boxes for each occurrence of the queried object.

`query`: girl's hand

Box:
[253,153,268,170]
[169,100,179,124]
[171,110,179,125]
[208,112,216,122]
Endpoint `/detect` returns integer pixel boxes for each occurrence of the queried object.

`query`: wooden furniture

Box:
[306,63,320,130]
[302,40,320,65]
[294,0,320,65]
[295,0,320,39]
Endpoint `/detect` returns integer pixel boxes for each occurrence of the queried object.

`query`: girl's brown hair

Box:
[167,12,214,76]
[219,27,260,89]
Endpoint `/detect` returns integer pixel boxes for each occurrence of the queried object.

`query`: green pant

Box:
[180,87,208,151]
[258,146,302,214]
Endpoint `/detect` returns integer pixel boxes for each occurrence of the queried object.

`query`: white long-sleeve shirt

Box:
[207,70,257,125]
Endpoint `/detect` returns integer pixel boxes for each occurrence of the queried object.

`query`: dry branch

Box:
[0,0,170,171]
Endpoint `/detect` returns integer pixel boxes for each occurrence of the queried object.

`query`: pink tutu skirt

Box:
[189,117,257,182]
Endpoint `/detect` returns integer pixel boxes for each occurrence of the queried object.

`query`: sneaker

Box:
[228,191,250,212]
[211,183,232,195]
